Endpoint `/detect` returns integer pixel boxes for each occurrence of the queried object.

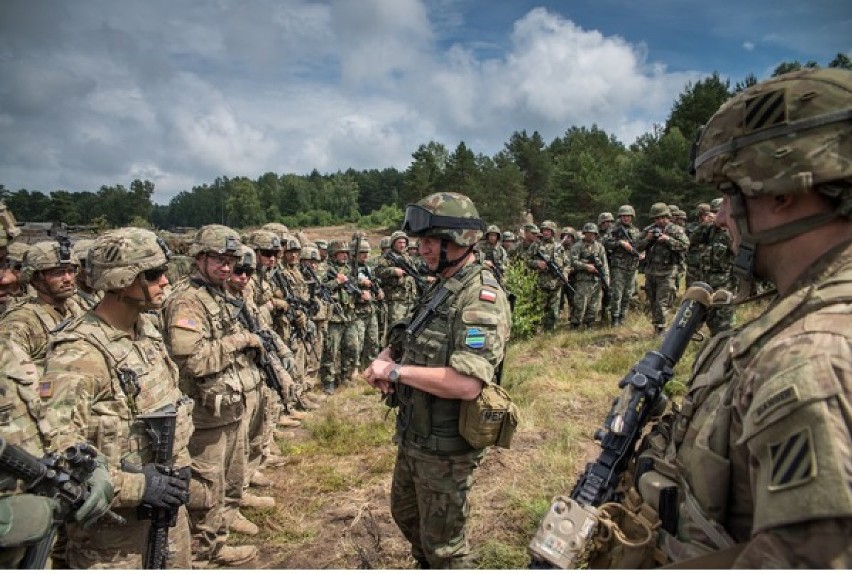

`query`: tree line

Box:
[2,56,849,232]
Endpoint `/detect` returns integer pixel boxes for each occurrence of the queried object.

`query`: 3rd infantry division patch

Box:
[768,427,817,492]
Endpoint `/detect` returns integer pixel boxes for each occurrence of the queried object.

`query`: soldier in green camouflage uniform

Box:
[375,231,419,328]
[354,239,383,373]
[161,225,261,567]
[603,205,641,326]
[527,220,570,331]
[0,241,86,373]
[620,68,852,568]
[685,203,714,286]
[569,223,610,328]
[637,203,689,334]
[477,225,509,285]
[670,207,689,289]
[301,243,330,385]
[319,240,363,394]
[364,192,511,568]
[502,230,521,261]
[40,227,193,568]
[693,199,737,334]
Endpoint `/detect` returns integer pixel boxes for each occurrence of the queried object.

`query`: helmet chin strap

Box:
[115,275,155,309]
[729,191,839,301]
[434,239,472,275]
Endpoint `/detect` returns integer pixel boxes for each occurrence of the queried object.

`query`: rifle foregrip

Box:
[0,437,48,487]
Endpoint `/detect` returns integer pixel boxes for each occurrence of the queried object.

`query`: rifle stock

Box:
[528,283,713,568]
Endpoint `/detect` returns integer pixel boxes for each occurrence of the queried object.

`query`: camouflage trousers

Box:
[187,420,245,561]
[305,319,328,382]
[644,272,678,329]
[609,267,637,321]
[390,443,486,568]
[704,272,737,335]
[357,309,381,369]
[242,387,264,486]
[65,505,192,568]
[570,279,602,326]
[541,287,562,331]
[319,320,360,391]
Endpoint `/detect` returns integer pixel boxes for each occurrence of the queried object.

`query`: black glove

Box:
[140,463,190,510]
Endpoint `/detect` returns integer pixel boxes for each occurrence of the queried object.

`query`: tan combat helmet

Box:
[21,241,75,283]
[0,202,21,248]
[260,222,290,240]
[245,229,282,252]
[87,227,170,292]
[190,225,242,257]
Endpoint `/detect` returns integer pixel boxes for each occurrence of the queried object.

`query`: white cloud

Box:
[743,41,755,51]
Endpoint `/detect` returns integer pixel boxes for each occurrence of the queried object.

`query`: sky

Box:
[0,0,848,205]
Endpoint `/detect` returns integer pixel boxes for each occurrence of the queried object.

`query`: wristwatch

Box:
[388,364,402,384]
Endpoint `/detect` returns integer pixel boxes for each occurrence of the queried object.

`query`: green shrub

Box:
[357,204,403,229]
[504,261,543,340]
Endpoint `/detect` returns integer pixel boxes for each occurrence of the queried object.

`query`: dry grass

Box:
[237,296,771,569]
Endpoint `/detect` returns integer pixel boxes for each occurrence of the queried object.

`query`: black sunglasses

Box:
[232,266,254,277]
[258,249,279,258]
[143,266,168,281]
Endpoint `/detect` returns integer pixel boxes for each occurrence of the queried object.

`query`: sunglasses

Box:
[232,266,254,277]
[258,249,279,258]
[143,266,168,281]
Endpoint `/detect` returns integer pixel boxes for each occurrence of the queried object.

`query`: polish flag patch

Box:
[479,288,497,303]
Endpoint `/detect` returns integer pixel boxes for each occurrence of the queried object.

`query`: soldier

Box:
[569,223,610,328]
[375,231,419,328]
[378,235,392,257]
[520,223,540,253]
[301,243,332,383]
[354,238,383,373]
[406,239,419,258]
[559,226,578,251]
[685,203,715,286]
[319,240,364,394]
[527,220,570,331]
[40,227,193,568]
[597,212,615,237]
[694,198,737,334]
[0,241,85,372]
[636,203,689,335]
[0,201,21,264]
[603,205,642,326]
[364,191,511,568]
[477,225,509,285]
[0,242,27,312]
[161,225,261,567]
[616,67,852,568]
[501,230,518,259]
[69,239,101,310]
[315,239,329,265]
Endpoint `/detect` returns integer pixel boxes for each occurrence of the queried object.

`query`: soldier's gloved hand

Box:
[73,464,115,529]
[140,464,190,510]
[243,332,264,350]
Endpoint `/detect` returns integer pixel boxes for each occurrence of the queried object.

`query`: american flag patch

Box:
[479,288,497,303]
[39,381,53,399]
[174,317,200,331]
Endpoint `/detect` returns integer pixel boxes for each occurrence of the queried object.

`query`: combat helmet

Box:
[0,202,21,247]
[281,234,302,252]
[540,220,558,235]
[389,230,409,246]
[485,224,501,239]
[710,198,723,212]
[190,225,242,257]
[402,192,485,247]
[379,236,391,250]
[87,227,171,292]
[357,239,371,253]
[315,239,328,251]
[21,240,75,283]
[245,229,282,252]
[501,231,516,242]
[597,212,614,225]
[524,223,540,235]
[692,68,852,206]
[5,242,27,267]
[235,245,256,270]
[617,205,635,217]
[260,222,289,240]
[560,226,577,238]
[301,244,321,262]
[328,239,349,255]
[582,222,599,235]
[72,239,95,267]
[695,203,712,217]
[649,203,671,218]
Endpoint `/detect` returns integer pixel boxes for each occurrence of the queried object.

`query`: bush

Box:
[504,260,544,340]
[358,204,403,229]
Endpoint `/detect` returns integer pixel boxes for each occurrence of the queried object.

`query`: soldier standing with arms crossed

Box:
[364,192,511,568]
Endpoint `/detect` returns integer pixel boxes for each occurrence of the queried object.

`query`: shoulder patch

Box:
[479,288,497,303]
[173,317,201,332]
[768,427,816,492]
[38,381,53,399]
[464,327,487,350]
[481,270,500,289]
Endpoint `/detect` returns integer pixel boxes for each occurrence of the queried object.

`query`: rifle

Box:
[612,225,640,258]
[302,263,343,316]
[584,253,610,312]
[0,436,125,569]
[384,250,428,293]
[229,296,293,407]
[324,266,362,298]
[533,249,576,298]
[528,283,713,568]
[134,403,188,570]
[269,267,320,358]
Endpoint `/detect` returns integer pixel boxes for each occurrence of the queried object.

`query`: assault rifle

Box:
[324,266,362,298]
[584,253,611,312]
[269,268,320,358]
[528,283,713,568]
[302,263,343,316]
[533,249,575,298]
[230,297,293,407]
[0,436,125,569]
[612,225,640,258]
[384,250,428,293]
[135,403,190,569]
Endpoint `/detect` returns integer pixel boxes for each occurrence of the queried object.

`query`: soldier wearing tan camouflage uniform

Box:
[527,220,570,331]
[161,225,261,567]
[301,243,330,385]
[569,223,610,328]
[619,68,852,568]
[69,239,102,311]
[637,203,689,334]
[40,227,193,568]
[364,192,511,568]
[603,205,641,326]
[0,242,27,313]
[0,241,86,373]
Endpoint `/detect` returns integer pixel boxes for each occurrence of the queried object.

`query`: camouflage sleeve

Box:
[667,225,689,252]
[448,276,511,385]
[164,297,247,378]
[597,244,610,284]
[0,310,41,360]
[569,243,585,272]
[734,320,852,567]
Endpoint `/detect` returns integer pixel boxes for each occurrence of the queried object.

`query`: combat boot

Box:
[264,453,287,468]
[230,511,260,535]
[277,414,301,428]
[297,393,320,410]
[323,383,335,395]
[241,492,275,508]
[249,470,272,488]
[213,545,258,567]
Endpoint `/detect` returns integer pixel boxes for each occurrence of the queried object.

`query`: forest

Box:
[2,56,849,232]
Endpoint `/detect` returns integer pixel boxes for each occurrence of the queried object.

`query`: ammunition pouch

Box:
[587,489,665,569]
[458,383,519,449]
